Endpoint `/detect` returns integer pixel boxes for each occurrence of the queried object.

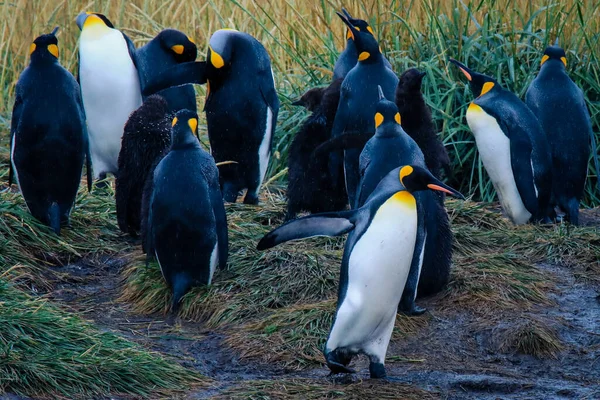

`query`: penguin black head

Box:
[157,29,198,63]
[29,27,60,62]
[399,165,465,199]
[541,44,567,68]
[76,12,115,31]
[171,110,199,149]
[449,58,499,98]
[398,68,426,94]
[374,85,401,129]
[341,8,375,41]
[207,29,238,71]
[337,11,382,64]
[292,86,326,111]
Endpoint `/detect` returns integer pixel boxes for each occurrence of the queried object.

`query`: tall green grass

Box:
[1,0,599,204]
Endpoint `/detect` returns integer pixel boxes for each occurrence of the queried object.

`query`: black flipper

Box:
[142,62,207,97]
[259,69,280,112]
[83,120,93,192]
[509,135,539,218]
[257,210,356,250]
[589,123,600,192]
[210,182,229,270]
[9,93,23,186]
[123,32,143,88]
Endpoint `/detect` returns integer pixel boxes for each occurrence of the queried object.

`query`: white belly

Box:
[327,191,417,356]
[79,30,142,177]
[467,103,531,225]
[208,241,218,284]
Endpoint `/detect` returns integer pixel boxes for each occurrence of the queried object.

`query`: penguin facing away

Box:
[395,68,451,179]
[141,29,279,205]
[146,110,228,313]
[136,29,198,114]
[449,58,553,224]
[286,78,347,220]
[10,27,91,234]
[258,165,464,378]
[116,95,171,236]
[76,12,142,179]
[525,44,596,225]
[330,11,399,207]
[333,8,392,80]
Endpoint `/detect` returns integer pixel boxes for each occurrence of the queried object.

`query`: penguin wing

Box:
[257,209,356,250]
[210,180,229,270]
[258,69,280,112]
[9,93,23,185]
[142,61,207,97]
[508,129,539,216]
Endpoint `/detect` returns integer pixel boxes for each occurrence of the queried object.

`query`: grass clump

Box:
[488,316,564,358]
[0,280,207,399]
[213,378,439,400]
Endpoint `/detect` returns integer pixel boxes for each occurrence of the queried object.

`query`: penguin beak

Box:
[75,12,88,30]
[448,58,474,82]
[342,8,353,19]
[426,178,465,200]
[417,71,426,81]
[51,26,59,36]
[336,11,358,39]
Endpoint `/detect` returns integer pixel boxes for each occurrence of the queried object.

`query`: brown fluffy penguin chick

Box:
[116,95,171,236]
[395,68,451,179]
[286,78,347,220]
[292,86,327,112]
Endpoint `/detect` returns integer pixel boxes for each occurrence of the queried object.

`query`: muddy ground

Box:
[4,209,600,400]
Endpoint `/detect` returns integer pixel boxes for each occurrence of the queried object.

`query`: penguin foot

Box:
[325,352,355,375]
[369,362,387,379]
[243,192,259,205]
[399,304,427,316]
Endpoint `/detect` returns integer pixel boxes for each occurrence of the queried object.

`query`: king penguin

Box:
[525,44,598,225]
[136,29,198,114]
[10,28,91,234]
[330,11,399,207]
[140,29,279,204]
[76,12,142,179]
[146,110,228,313]
[449,59,553,224]
[258,165,464,378]
[333,8,392,80]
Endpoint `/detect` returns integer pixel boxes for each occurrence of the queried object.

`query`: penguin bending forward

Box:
[116,95,171,236]
[258,165,464,378]
[136,29,198,114]
[525,44,597,225]
[146,110,228,312]
[10,28,91,234]
[76,12,142,179]
[450,59,553,224]
[141,29,279,204]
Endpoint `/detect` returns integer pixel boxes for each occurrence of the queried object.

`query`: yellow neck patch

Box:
[171,45,184,55]
[346,29,354,41]
[358,51,370,61]
[560,56,567,66]
[210,46,225,68]
[374,112,384,128]
[29,43,36,55]
[390,190,416,208]
[188,118,198,133]
[395,113,401,124]
[47,44,59,58]
[468,102,483,113]
[83,14,107,29]
[399,165,413,184]
[187,35,195,44]
[172,117,178,127]
[367,26,374,35]
[479,82,494,97]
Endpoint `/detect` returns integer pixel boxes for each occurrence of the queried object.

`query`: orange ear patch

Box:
[374,112,384,128]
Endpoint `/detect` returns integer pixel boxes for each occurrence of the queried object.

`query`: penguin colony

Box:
[7,6,597,380]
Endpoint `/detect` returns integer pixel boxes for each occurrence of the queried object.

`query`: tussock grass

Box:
[1,1,599,204]
[121,195,597,368]
[0,280,207,399]
[213,378,439,400]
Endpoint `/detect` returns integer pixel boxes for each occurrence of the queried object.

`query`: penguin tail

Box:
[48,202,61,235]
[170,273,192,315]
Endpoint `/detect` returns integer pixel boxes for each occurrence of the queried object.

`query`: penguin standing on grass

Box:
[330,11,399,207]
[136,29,198,113]
[10,28,91,234]
[141,29,279,204]
[258,165,464,378]
[146,110,228,313]
[449,59,553,224]
[116,95,171,236]
[76,12,142,180]
[525,44,598,225]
